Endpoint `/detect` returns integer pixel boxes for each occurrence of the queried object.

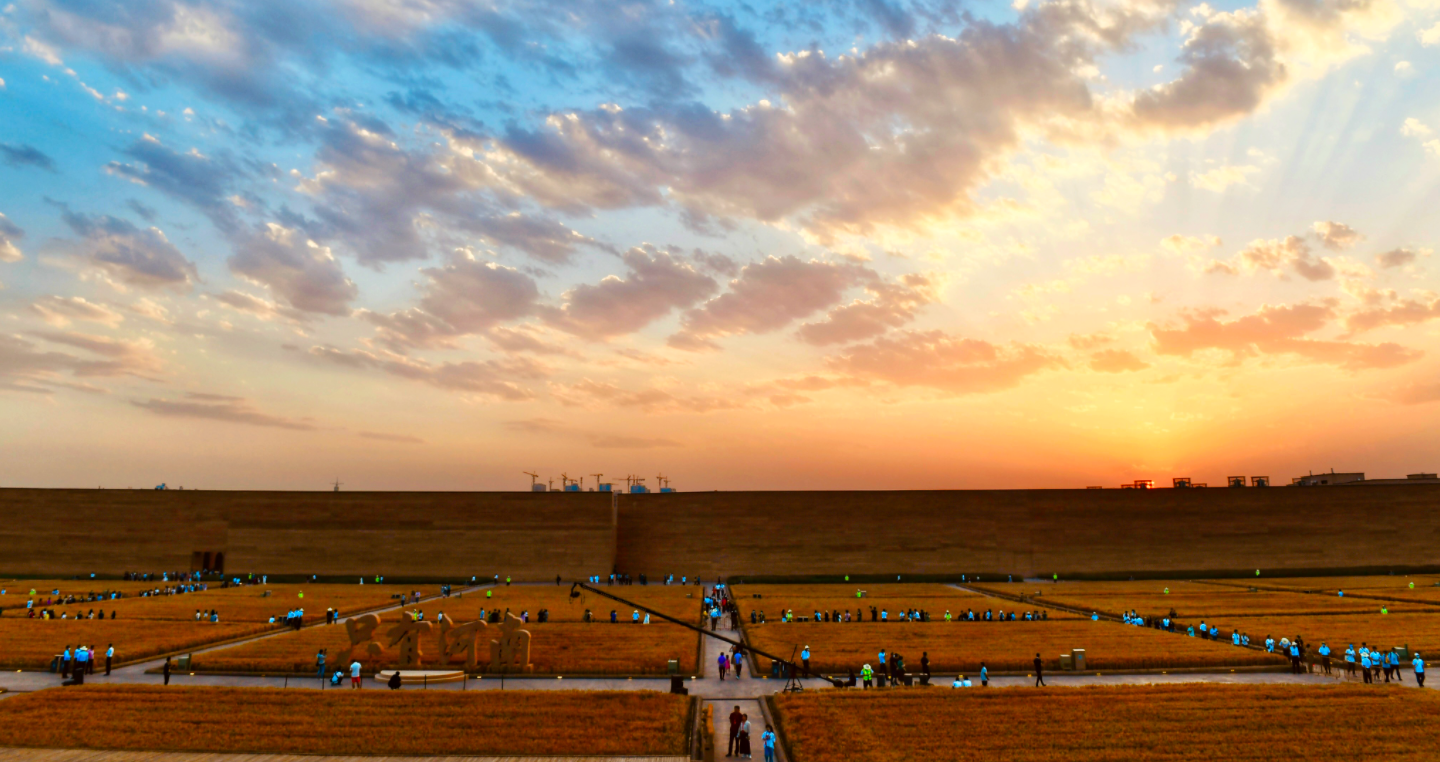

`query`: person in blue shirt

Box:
[980,662,989,687]
[761,725,777,762]
[1360,650,1372,683]
[801,646,811,674]
[1318,643,1331,675]
[1092,612,1099,621]
[1414,653,1425,687]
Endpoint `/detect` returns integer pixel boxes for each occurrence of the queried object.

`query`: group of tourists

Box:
[58,644,115,678]
[752,606,1049,624]
[725,706,777,761]
[855,648,937,688]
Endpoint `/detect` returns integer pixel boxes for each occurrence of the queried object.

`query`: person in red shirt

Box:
[727,706,743,757]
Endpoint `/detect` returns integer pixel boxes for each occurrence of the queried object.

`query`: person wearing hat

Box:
[861,663,874,689]
[801,646,810,675]
[1414,652,1426,687]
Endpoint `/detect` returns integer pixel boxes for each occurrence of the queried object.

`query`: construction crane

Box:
[332,478,342,492]
[523,471,540,488]
[591,473,603,486]
[560,472,572,489]
[656,474,668,490]
[547,477,555,491]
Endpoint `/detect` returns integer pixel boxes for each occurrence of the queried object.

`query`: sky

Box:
[1,0,1440,492]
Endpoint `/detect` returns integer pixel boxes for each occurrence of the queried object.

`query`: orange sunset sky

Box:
[2,0,1440,490]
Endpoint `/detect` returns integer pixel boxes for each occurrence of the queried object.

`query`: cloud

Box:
[310,345,544,400]
[1132,8,1284,132]
[670,256,872,349]
[0,214,24,263]
[360,252,539,353]
[1191,164,1259,192]
[824,330,1062,393]
[357,431,424,444]
[480,0,1177,241]
[106,136,242,232]
[0,331,162,393]
[551,378,742,413]
[1422,22,1440,46]
[1312,221,1361,250]
[544,245,717,339]
[796,272,938,346]
[1089,349,1150,372]
[1161,234,1222,258]
[1394,60,1413,77]
[1150,302,1421,370]
[504,417,681,448]
[53,209,198,290]
[1375,248,1418,269]
[0,143,58,172]
[468,213,604,265]
[1401,118,1433,137]
[1388,381,1440,405]
[1210,234,1335,281]
[132,393,314,430]
[229,223,357,316]
[1068,332,1115,350]
[207,290,305,323]
[1346,297,1440,333]
[29,296,125,328]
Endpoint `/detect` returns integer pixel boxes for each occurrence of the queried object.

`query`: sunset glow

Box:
[2,0,1439,490]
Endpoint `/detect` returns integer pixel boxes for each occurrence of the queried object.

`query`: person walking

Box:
[105,644,113,676]
[981,661,989,687]
[718,651,729,681]
[733,649,745,678]
[162,656,172,686]
[1390,650,1403,683]
[727,705,742,757]
[61,645,71,678]
[761,725,777,762]
[316,648,327,680]
[1360,650,1373,683]
[739,713,752,759]
[1318,643,1331,675]
[1415,653,1426,687]
[1033,653,1046,687]
[350,659,363,689]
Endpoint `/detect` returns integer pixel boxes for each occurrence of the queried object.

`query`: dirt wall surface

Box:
[3,485,1440,579]
[0,489,615,579]
[613,487,1440,579]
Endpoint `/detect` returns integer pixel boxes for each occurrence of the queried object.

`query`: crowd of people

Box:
[751,606,1049,624]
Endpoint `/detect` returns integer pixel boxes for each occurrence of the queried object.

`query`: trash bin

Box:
[668,659,679,675]
[177,654,192,670]
[50,655,60,673]
[1072,649,1086,671]
[1059,654,1074,671]
[771,660,781,678]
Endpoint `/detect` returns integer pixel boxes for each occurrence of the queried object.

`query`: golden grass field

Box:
[1219,576,1440,606]
[774,684,1440,762]
[1184,613,1440,658]
[0,685,690,757]
[0,579,195,610]
[977,580,1440,618]
[188,587,704,675]
[0,619,270,669]
[44,583,439,622]
[742,619,1285,674]
[732,583,1053,621]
